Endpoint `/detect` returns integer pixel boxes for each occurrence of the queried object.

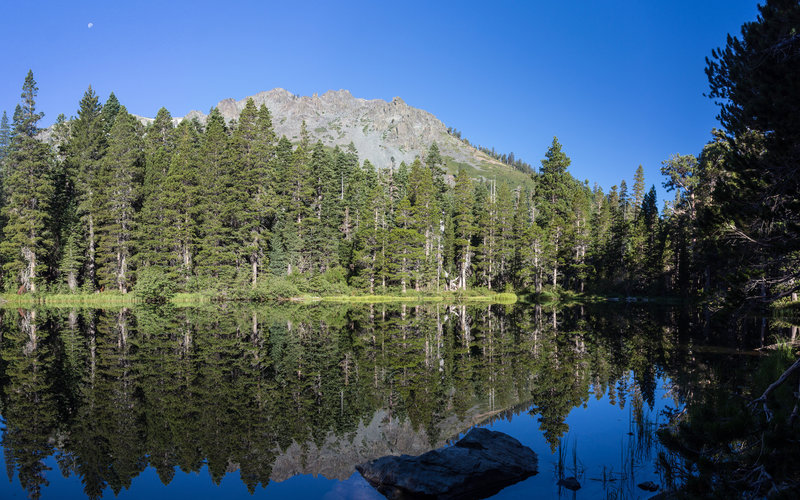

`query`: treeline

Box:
[446,125,533,173]
[645,0,800,309]
[1,0,797,309]
[0,71,671,298]
[476,146,533,173]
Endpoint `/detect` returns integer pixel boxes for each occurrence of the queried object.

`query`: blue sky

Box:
[0,0,759,199]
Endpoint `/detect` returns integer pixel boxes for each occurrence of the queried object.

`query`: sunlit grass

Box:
[318,291,517,304]
[2,290,518,307]
[0,291,138,307]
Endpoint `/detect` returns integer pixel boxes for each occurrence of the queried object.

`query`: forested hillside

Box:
[0,0,797,310]
[0,78,667,299]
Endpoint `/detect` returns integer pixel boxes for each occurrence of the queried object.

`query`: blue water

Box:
[1,375,671,499]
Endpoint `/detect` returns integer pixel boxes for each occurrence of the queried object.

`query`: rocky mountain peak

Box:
[137,88,508,176]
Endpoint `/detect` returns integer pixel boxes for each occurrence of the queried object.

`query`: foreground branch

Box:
[749,356,800,422]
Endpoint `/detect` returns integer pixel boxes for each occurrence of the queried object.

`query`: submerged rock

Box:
[356,427,538,499]
[638,480,659,491]
[557,476,581,490]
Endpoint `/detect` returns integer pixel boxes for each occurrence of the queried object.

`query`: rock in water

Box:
[356,427,537,499]
[557,476,581,491]
[638,481,659,492]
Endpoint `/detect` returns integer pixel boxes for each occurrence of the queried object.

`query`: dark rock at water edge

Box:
[557,476,581,491]
[638,480,659,492]
[356,427,538,499]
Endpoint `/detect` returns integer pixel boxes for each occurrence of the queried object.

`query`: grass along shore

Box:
[0,290,518,308]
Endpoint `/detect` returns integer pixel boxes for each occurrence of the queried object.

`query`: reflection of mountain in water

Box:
[271,403,515,482]
[0,303,737,499]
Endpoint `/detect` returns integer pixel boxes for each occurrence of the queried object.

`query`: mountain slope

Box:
[142,89,532,185]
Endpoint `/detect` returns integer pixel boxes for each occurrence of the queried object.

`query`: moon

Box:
[88,22,94,28]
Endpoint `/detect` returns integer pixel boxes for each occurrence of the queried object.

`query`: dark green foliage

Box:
[0,71,55,292]
[100,92,120,131]
[134,265,176,303]
[0,301,723,497]
[62,85,107,290]
[0,110,10,163]
[700,0,800,306]
[136,107,174,271]
[4,5,796,312]
[251,275,301,300]
[95,107,143,292]
[659,346,800,497]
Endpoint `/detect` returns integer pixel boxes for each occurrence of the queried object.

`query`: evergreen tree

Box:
[452,169,473,290]
[195,108,236,284]
[537,137,573,288]
[136,107,174,271]
[95,107,143,292]
[232,99,275,285]
[632,164,645,218]
[0,110,10,163]
[386,196,423,292]
[161,121,202,283]
[495,182,516,288]
[100,92,121,132]
[63,85,106,290]
[473,181,494,288]
[306,141,339,272]
[408,158,439,289]
[425,142,447,199]
[0,71,55,292]
[352,166,390,292]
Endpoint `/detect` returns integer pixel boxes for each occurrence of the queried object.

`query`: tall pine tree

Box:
[0,71,55,292]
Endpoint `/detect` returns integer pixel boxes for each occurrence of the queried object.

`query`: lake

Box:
[0,302,774,499]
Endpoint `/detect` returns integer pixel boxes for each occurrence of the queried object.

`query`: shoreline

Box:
[0,291,519,308]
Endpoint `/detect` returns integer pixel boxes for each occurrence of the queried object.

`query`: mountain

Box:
[139,88,532,185]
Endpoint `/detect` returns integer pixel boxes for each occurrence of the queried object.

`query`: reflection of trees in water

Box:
[0,303,691,498]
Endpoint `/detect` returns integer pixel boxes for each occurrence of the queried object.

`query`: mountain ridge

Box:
[136,88,531,184]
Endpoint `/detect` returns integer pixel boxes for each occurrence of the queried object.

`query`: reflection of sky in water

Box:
[0,375,672,499]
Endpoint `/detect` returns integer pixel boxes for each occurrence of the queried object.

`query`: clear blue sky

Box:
[1,0,759,199]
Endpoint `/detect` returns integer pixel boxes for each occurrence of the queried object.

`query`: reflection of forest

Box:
[0,303,760,499]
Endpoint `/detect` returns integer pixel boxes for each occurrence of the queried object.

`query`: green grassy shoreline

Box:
[0,291,519,308]
[0,289,699,309]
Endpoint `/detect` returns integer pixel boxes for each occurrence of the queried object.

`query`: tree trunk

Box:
[22,247,36,293]
[88,214,96,289]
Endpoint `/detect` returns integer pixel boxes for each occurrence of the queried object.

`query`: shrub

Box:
[251,277,301,301]
[135,266,177,304]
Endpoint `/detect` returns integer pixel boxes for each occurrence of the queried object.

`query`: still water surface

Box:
[0,303,766,499]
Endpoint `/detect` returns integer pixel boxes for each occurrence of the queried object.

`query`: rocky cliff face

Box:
[142,88,505,174]
[268,402,524,482]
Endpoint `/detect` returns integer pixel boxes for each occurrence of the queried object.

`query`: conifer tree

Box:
[161,121,201,283]
[0,110,10,163]
[408,158,439,288]
[231,99,275,285]
[306,141,339,272]
[49,113,82,291]
[632,165,645,218]
[425,142,447,199]
[195,108,236,284]
[352,166,390,292]
[63,85,106,289]
[537,137,573,288]
[452,169,473,290]
[100,92,121,132]
[495,182,516,288]
[473,181,494,288]
[95,107,143,292]
[137,107,174,270]
[386,196,423,292]
[0,71,55,292]
[0,110,11,264]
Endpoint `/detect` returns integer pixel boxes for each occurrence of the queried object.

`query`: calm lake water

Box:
[0,302,774,499]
